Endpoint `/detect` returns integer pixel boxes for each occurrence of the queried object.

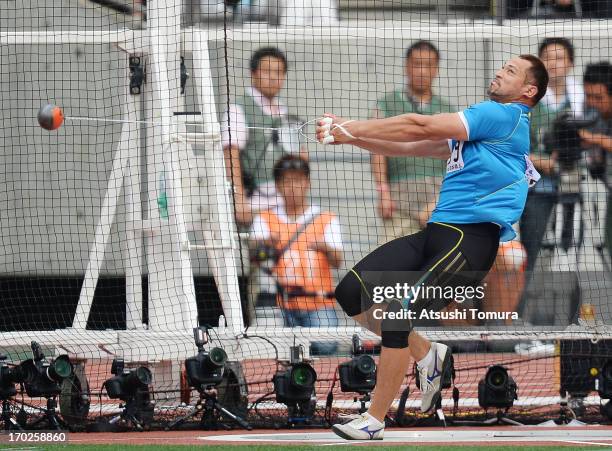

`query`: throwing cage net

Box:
[1,0,612,431]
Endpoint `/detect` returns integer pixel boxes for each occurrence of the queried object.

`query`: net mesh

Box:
[1,0,612,430]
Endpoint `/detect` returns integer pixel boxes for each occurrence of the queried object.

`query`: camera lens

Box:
[208,348,228,367]
[290,363,316,388]
[51,358,72,379]
[354,355,376,377]
[133,367,153,386]
[486,366,508,390]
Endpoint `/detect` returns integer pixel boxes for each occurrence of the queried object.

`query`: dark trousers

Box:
[607,192,612,262]
[519,191,556,273]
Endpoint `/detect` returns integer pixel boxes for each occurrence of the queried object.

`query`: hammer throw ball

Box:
[38,104,65,131]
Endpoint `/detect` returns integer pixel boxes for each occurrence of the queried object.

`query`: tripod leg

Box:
[8,418,22,431]
[166,404,202,430]
[501,417,524,426]
[109,412,128,425]
[48,413,63,431]
[213,401,251,430]
[2,401,23,431]
[127,414,144,431]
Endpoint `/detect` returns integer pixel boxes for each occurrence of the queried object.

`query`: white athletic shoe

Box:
[417,342,452,413]
[332,412,384,440]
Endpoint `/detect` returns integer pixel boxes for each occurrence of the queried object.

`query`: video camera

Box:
[338,335,377,394]
[15,342,73,398]
[104,359,152,401]
[0,355,23,399]
[184,327,228,389]
[544,113,597,171]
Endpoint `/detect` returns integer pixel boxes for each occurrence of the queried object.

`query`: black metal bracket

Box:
[129,56,145,95]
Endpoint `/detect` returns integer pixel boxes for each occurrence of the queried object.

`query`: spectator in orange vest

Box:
[249,155,343,355]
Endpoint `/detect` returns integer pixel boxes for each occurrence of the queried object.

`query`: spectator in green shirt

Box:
[370,41,454,243]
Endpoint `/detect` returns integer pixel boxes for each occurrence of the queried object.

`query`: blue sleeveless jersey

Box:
[429,100,532,241]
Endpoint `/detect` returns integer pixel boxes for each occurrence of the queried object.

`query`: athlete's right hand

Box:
[316,114,356,145]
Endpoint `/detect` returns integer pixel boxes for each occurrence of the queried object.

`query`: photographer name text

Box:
[373,307,518,321]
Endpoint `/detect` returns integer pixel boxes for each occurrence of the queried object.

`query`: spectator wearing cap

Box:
[249,155,343,355]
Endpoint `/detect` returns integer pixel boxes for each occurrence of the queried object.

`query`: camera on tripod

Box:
[103,358,154,430]
[0,342,75,430]
[338,335,377,395]
[18,341,73,398]
[336,335,377,414]
[0,355,24,400]
[184,327,228,389]
[104,359,152,401]
[167,327,251,431]
[478,365,518,409]
[272,346,317,425]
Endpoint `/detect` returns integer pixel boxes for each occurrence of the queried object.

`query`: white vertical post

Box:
[123,74,144,330]
[192,31,245,333]
[146,0,198,330]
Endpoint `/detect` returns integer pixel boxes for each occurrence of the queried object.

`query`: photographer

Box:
[249,155,343,355]
[579,62,612,163]
[520,38,585,272]
[579,62,612,262]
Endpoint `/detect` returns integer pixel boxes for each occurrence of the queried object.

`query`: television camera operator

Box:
[537,62,612,269]
[248,155,344,355]
[578,62,612,265]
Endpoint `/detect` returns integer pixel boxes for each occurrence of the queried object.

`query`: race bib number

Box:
[524,155,541,187]
[447,140,465,173]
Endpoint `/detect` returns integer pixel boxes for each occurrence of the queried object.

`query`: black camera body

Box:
[102,358,155,428]
[478,365,518,409]
[273,346,317,405]
[273,361,317,405]
[18,342,73,398]
[338,355,377,394]
[0,356,23,399]
[184,327,228,389]
[185,348,227,388]
[545,114,583,170]
[338,336,377,394]
[544,113,599,172]
[104,359,153,401]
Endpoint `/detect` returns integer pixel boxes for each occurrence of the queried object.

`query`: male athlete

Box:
[316,55,548,440]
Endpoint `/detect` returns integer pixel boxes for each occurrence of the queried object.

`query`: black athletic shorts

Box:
[335,222,501,317]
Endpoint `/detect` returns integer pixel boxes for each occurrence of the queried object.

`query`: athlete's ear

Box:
[524,83,538,102]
